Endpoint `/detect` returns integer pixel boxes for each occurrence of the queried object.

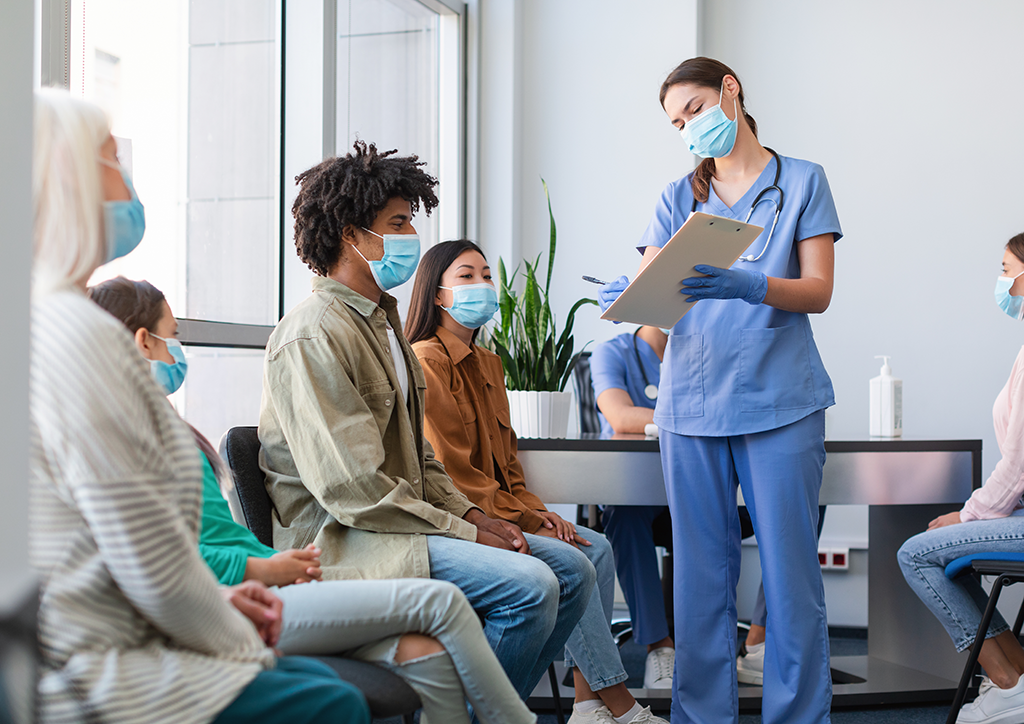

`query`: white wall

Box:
[477,0,699,349]
[473,0,1024,628]
[702,0,1024,475]
[0,0,36,605]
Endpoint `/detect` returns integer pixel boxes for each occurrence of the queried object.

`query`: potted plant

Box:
[488,180,596,438]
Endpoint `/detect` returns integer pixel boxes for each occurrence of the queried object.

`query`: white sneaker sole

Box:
[957,702,1024,724]
[643,677,674,690]
[736,665,763,686]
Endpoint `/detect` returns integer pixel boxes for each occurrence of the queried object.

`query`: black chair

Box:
[943,553,1024,724]
[221,426,421,724]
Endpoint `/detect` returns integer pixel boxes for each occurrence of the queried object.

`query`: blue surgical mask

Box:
[995,271,1024,320]
[99,158,146,263]
[149,335,188,395]
[353,230,420,291]
[440,282,499,329]
[680,82,739,159]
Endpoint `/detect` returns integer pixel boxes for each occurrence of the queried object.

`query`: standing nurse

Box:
[598,57,842,724]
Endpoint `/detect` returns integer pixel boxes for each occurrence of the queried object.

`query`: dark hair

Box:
[405,239,487,345]
[1008,233,1024,265]
[88,275,166,335]
[88,276,229,486]
[660,57,758,204]
[292,140,440,276]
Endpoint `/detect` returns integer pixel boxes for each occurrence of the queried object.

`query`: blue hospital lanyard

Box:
[690,147,784,264]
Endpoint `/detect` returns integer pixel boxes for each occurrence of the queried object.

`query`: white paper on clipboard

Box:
[600,212,764,328]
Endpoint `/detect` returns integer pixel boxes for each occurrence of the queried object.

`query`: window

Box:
[69,0,281,327]
[44,0,465,446]
[282,0,463,315]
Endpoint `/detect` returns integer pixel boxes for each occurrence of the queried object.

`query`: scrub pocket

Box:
[659,333,704,418]
[737,324,815,412]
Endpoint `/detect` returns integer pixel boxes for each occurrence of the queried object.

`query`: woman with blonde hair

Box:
[88,274,538,724]
[29,87,366,724]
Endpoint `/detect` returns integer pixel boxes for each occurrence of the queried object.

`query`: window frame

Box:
[39,0,468,351]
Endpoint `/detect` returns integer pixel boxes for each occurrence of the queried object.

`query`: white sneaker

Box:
[620,706,670,724]
[957,674,1024,723]
[736,642,764,685]
[643,646,675,689]
[567,704,616,724]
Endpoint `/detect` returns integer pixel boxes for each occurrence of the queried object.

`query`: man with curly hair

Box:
[259,141,593,702]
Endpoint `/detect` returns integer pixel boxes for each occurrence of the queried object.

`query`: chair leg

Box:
[548,663,566,724]
[1014,593,1024,638]
[947,574,1011,724]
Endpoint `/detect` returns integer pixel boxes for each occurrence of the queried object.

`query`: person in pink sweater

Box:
[898,232,1024,724]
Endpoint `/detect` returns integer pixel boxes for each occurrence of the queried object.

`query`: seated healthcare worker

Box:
[592,328,827,688]
[407,240,668,724]
[598,57,841,724]
[589,326,676,689]
[88,276,536,724]
[897,234,1024,724]
[258,141,592,701]
[29,87,367,724]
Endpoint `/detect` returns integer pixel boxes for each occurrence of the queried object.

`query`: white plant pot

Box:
[506,390,573,439]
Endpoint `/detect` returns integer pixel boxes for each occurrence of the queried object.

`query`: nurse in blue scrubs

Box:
[599,57,841,724]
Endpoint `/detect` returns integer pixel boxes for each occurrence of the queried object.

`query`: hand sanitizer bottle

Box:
[869,355,902,438]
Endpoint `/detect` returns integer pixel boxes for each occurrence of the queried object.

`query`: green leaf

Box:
[488,179,598,395]
[494,340,520,391]
[542,177,557,296]
[558,343,593,392]
[556,297,598,351]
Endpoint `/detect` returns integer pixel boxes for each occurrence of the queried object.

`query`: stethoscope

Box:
[690,147,784,264]
[632,329,659,400]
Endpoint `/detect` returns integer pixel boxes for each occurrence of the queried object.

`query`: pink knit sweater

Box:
[961,346,1024,521]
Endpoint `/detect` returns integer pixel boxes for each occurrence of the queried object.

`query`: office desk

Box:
[518,436,982,710]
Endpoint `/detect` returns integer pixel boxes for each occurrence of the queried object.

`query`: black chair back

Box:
[572,352,601,435]
[221,426,274,548]
[219,426,422,722]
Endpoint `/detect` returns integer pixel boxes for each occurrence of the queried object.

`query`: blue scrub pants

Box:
[601,505,671,646]
[749,505,827,630]
[662,410,830,724]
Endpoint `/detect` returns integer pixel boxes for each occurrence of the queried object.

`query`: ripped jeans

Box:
[276,577,535,724]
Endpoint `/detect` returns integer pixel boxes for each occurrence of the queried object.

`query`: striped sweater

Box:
[29,290,274,724]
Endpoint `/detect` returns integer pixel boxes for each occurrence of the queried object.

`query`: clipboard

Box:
[601,212,764,328]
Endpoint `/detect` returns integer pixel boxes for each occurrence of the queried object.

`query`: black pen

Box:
[582,275,609,286]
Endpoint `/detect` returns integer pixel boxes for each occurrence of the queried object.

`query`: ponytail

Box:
[660,57,757,203]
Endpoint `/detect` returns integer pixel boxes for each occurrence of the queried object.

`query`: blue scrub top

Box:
[639,154,842,437]
[590,332,662,437]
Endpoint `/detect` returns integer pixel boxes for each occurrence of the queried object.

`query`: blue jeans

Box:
[427,535,592,698]
[602,505,671,646]
[663,410,831,724]
[897,516,1024,652]
[214,656,369,724]
[528,527,628,691]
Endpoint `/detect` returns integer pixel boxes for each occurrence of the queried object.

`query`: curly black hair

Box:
[292,140,439,276]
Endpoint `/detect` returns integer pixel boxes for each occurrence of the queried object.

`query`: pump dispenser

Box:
[869,355,902,438]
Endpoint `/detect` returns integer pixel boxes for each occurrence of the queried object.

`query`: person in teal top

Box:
[197,452,282,584]
[89,275,539,724]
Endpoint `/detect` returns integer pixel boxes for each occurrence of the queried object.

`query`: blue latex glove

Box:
[681,264,768,305]
[598,275,629,312]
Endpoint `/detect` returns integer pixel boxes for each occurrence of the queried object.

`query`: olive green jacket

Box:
[258,276,478,580]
